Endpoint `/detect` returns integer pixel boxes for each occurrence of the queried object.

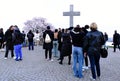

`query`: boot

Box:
[68,55,71,65]
[59,60,63,65]
[68,61,71,65]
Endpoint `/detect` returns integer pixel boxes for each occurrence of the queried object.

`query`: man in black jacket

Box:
[27,30,34,50]
[43,26,54,61]
[113,30,120,52]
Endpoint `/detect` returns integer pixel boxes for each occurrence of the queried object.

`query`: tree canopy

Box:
[23,17,54,33]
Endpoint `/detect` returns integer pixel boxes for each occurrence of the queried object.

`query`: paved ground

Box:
[0,46,120,81]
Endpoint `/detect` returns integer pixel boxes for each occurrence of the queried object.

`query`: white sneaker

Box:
[85,66,89,70]
[82,66,86,69]
[13,57,16,59]
[90,76,96,81]
[82,68,85,72]
[46,58,49,61]
[83,66,89,70]
[1,49,5,52]
[4,57,7,59]
[88,65,91,68]
[50,59,53,62]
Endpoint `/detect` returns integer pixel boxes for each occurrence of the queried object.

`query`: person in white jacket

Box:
[34,30,40,46]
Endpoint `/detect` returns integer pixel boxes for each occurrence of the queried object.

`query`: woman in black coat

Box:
[59,29,72,65]
[83,22,105,80]
[4,25,15,59]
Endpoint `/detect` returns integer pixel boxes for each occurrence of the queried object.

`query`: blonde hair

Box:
[90,22,97,30]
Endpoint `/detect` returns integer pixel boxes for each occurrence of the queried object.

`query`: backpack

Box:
[45,34,51,43]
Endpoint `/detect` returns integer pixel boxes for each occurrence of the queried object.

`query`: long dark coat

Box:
[113,32,120,45]
[58,31,62,51]
[0,32,4,42]
[4,29,14,50]
[61,33,72,56]
[43,30,54,50]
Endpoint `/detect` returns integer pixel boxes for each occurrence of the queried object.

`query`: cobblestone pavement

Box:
[0,46,120,81]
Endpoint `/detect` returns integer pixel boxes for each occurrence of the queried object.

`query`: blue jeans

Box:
[29,42,34,50]
[53,40,58,57]
[72,46,83,78]
[22,40,27,47]
[14,44,22,60]
[88,51,100,79]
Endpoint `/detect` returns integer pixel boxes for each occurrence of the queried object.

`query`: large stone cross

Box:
[63,5,80,27]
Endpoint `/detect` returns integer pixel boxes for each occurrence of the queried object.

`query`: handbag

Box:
[100,45,108,58]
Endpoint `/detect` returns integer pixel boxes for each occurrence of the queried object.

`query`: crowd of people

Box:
[0,25,37,61]
[42,22,106,80]
[0,22,120,80]
[4,25,24,61]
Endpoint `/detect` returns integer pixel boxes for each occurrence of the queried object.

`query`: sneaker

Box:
[90,76,96,81]
[1,49,5,52]
[46,58,50,61]
[15,59,19,61]
[83,66,89,69]
[19,58,23,61]
[12,57,16,59]
[82,68,85,72]
[68,62,71,65]
[97,76,100,80]
[85,66,89,70]
[59,61,63,65]
[4,57,7,59]
[50,59,53,61]
[82,66,86,69]
[88,65,91,68]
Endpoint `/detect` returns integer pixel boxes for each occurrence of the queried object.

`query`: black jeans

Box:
[60,55,71,64]
[28,42,34,50]
[45,49,52,59]
[113,44,120,52]
[88,51,100,79]
[0,41,4,49]
[5,47,14,58]
[84,56,88,66]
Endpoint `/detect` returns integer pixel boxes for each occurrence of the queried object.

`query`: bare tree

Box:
[22,17,55,45]
[23,17,54,33]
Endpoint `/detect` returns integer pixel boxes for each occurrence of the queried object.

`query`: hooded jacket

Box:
[13,29,23,45]
[70,30,85,47]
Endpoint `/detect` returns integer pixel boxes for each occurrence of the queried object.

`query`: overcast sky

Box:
[0,0,120,37]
